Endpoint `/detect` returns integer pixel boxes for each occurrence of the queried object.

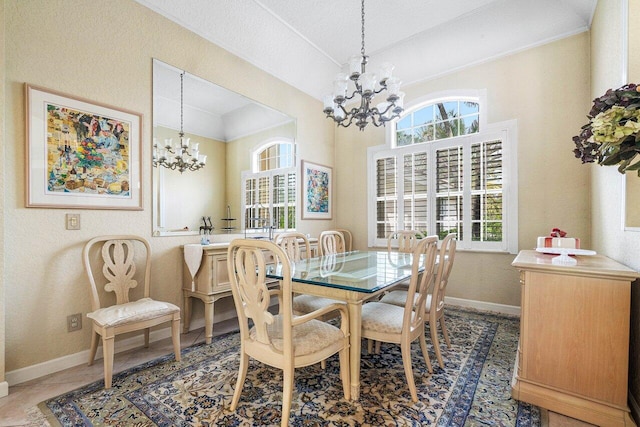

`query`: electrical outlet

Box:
[66,213,80,230]
[67,313,82,332]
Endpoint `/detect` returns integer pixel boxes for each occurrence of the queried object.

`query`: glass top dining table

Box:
[267,250,420,401]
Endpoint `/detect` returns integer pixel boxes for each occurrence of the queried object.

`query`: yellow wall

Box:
[589,0,640,417]
[2,0,332,372]
[0,0,6,389]
[336,33,592,307]
[152,126,226,232]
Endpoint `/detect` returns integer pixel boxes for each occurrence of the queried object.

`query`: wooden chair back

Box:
[228,239,293,351]
[403,235,439,337]
[430,233,457,320]
[334,228,353,252]
[387,230,421,253]
[275,232,310,262]
[318,230,346,256]
[84,235,152,311]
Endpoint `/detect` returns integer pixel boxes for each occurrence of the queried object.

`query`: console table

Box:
[181,239,317,344]
[511,250,638,426]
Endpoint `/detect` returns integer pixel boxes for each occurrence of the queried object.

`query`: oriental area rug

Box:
[36,307,540,426]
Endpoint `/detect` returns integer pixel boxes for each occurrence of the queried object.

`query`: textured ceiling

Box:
[136,0,596,101]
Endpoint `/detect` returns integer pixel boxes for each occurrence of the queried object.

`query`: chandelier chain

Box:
[361,0,366,58]
[180,71,184,138]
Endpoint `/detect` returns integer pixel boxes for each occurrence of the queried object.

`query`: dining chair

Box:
[318,230,346,256]
[227,239,350,426]
[383,230,423,294]
[380,233,457,369]
[292,233,346,319]
[275,232,335,318]
[274,231,311,262]
[83,235,181,389]
[387,230,421,253]
[334,228,353,252]
[360,235,439,402]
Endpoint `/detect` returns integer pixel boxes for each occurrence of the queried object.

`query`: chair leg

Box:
[401,342,418,402]
[430,322,444,369]
[419,332,433,374]
[101,336,115,389]
[230,353,249,410]
[320,360,326,369]
[144,328,150,348]
[171,317,181,362]
[375,340,381,354]
[281,367,294,427]
[440,317,452,348]
[339,347,351,400]
[88,330,99,366]
[367,339,373,354]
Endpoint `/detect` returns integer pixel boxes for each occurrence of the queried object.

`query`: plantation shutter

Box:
[375,157,397,238]
[435,146,464,239]
[272,171,296,229]
[471,140,503,242]
[403,152,428,233]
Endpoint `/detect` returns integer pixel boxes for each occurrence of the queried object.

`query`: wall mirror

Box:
[624,171,640,231]
[152,59,296,236]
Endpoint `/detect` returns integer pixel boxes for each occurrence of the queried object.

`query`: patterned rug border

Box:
[36,306,540,427]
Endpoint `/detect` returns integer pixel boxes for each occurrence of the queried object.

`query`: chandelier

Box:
[323,0,404,131]
[153,71,207,173]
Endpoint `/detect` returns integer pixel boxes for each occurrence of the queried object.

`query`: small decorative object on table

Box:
[536,228,580,249]
[573,83,640,175]
[535,228,595,264]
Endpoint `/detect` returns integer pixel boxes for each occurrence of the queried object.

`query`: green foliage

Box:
[573,83,640,175]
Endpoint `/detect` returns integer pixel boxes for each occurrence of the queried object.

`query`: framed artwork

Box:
[301,160,332,220]
[26,84,142,210]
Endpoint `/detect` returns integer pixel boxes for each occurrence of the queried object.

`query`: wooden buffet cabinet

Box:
[512,250,638,426]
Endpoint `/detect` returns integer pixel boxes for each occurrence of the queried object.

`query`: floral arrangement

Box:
[573,83,640,174]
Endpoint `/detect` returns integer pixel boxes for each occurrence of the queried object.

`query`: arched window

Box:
[395,99,480,147]
[368,90,518,253]
[242,139,297,232]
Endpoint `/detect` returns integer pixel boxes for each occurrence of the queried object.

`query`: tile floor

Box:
[0,321,597,427]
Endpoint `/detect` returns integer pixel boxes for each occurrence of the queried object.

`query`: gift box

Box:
[536,236,580,249]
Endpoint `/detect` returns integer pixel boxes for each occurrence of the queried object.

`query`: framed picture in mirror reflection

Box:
[301,160,332,220]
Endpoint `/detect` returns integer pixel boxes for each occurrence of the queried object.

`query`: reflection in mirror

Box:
[152,59,296,236]
[624,171,640,230]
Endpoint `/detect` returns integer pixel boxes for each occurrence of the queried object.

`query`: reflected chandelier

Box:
[153,71,207,173]
[323,0,404,131]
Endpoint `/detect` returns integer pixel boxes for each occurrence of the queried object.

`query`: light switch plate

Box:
[66,213,80,230]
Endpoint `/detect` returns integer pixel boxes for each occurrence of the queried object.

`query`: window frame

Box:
[242,138,297,232]
[367,90,518,253]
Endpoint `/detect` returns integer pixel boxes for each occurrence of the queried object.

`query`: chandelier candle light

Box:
[153,71,207,173]
[323,0,404,131]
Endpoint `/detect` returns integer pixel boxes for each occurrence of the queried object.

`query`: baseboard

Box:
[446,296,521,316]
[0,381,8,398]
[6,297,519,387]
[6,326,174,386]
